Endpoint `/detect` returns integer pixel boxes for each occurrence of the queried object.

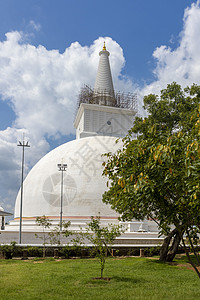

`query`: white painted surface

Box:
[94,49,114,97]
[13,136,121,226]
[74,103,136,139]
[7,44,160,239]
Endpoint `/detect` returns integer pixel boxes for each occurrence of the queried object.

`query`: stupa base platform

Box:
[0,230,163,247]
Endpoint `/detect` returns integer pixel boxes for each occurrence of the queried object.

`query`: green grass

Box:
[0,256,199,300]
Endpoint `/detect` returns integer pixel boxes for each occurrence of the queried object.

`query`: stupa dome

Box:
[9,43,137,234]
[13,136,121,228]
[4,43,160,245]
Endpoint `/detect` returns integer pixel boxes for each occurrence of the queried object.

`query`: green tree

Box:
[35,216,72,258]
[35,216,52,258]
[73,216,123,279]
[49,221,71,246]
[102,83,200,278]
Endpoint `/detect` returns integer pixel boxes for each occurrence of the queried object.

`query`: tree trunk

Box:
[43,246,46,258]
[186,230,200,266]
[100,257,105,278]
[101,266,103,278]
[181,236,200,279]
[159,228,181,262]
[166,230,181,262]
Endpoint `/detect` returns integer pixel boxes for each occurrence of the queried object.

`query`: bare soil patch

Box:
[92,277,111,281]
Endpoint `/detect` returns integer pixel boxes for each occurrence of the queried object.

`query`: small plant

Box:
[48,225,61,246]
[49,221,71,248]
[35,216,53,258]
[73,216,124,279]
[35,217,72,258]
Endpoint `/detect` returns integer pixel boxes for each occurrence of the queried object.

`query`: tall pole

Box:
[17,137,30,244]
[58,162,67,231]
[60,169,64,230]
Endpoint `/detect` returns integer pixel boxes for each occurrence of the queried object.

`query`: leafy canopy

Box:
[103,82,200,235]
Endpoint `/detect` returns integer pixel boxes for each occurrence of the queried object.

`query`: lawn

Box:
[0,256,199,300]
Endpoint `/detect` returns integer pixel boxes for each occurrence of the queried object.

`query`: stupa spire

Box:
[93,42,116,106]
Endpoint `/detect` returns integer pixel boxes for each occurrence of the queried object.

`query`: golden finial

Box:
[103,41,106,51]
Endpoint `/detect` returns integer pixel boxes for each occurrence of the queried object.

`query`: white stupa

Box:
[9,43,137,232]
[3,43,160,245]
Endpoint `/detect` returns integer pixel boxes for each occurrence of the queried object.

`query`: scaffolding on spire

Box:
[75,84,137,119]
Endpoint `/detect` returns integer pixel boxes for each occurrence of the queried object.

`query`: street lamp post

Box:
[57,162,67,231]
[17,137,30,244]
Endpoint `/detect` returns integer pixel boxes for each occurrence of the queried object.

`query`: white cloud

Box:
[29,20,41,32]
[140,1,200,97]
[0,127,50,211]
[1,1,200,214]
[0,34,132,212]
[0,34,130,141]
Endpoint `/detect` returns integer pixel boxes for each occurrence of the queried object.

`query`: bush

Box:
[26,246,43,257]
[144,246,161,257]
[59,246,89,258]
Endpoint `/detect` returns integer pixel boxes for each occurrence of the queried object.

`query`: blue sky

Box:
[0,0,199,213]
[0,1,194,81]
